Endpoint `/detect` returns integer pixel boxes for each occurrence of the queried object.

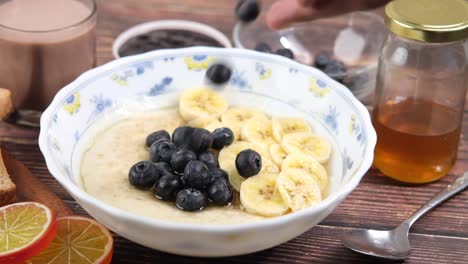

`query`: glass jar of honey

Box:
[373,0,468,183]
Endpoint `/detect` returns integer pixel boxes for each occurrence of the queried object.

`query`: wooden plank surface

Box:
[1,0,467,263]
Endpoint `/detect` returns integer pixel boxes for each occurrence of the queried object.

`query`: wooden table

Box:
[2,0,467,263]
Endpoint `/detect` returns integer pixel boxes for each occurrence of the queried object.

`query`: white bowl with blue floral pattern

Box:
[39,47,376,257]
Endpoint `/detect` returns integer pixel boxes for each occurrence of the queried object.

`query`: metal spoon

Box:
[342,170,468,260]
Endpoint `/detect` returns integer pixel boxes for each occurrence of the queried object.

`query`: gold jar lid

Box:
[385,0,468,43]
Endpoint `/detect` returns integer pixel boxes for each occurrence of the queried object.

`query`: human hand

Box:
[266,0,389,29]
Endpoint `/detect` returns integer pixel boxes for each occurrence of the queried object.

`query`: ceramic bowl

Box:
[233,11,387,101]
[39,47,376,257]
[112,20,232,59]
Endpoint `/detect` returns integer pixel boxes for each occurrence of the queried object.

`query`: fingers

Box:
[265,0,318,29]
[265,0,389,30]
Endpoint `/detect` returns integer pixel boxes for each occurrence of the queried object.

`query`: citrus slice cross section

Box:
[0,202,58,264]
[27,216,114,264]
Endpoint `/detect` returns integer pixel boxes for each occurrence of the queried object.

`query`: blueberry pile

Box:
[313,52,348,82]
[253,42,295,60]
[129,126,260,212]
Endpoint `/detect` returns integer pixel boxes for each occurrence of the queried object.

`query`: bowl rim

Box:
[232,11,385,78]
[112,19,233,59]
[39,47,376,233]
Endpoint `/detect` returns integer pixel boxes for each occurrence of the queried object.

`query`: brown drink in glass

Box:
[0,0,96,111]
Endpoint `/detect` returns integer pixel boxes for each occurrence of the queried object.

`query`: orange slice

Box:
[27,216,114,264]
[0,202,58,264]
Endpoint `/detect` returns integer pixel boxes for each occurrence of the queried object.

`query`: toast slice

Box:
[0,150,16,206]
[0,88,16,206]
[0,88,14,120]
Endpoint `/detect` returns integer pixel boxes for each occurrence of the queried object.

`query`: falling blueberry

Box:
[235,0,260,23]
[206,63,232,85]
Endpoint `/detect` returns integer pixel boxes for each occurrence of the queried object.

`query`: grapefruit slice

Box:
[27,216,114,264]
[0,202,58,264]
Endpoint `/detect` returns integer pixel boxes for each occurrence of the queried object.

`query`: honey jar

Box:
[373,0,468,183]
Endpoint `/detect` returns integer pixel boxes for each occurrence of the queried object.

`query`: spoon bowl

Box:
[342,225,410,260]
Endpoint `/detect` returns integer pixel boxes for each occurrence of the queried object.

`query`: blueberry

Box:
[128,161,159,189]
[183,160,211,189]
[314,52,330,70]
[198,151,218,168]
[254,42,272,53]
[210,168,229,183]
[211,127,234,150]
[275,48,294,59]
[149,140,177,163]
[235,149,262,178]
[235,0,260,23]
[324,60,347,82]
[175,188,207,211]
[189,128,213,152]
[170,148,197,173]
[172,126,195,147]
[154,162,173,180]
[146,130,170,148]
[206,63,232,84]
[208,179,233,206]
[344,74,369,91]
[154,174,182,201]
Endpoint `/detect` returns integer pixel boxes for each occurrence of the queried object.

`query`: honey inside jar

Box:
[372,98,461,183]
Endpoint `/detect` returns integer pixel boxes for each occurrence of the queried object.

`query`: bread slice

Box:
[0,148,16,207]
[0,88,14,120]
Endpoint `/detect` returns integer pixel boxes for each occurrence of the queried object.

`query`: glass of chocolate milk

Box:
[0,0,96,111]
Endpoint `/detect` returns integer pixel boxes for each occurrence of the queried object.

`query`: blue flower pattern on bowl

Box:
[350,114,365,146]
[255,62,272,80]
[148,77,173,96]
[88,94,112,123]
[342,149,354,176]
[230,70,250,89]
[323,105,339,133]
[111,61,154,86]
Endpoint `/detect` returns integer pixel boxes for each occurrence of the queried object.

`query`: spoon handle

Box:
[404,171,468,227]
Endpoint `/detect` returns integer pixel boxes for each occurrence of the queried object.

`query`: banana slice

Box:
[276,169,322,212]
[221,107,268,127]
[218,141,271,191]
[179,87,228,121]
[241,115,277,147]
[187,116,221,129]
[269,143,288,167]
[240,173,289,217]
[272,117,312,142]
[262,158,280,174]
[281,132,331,163]
[281,153,328,192]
